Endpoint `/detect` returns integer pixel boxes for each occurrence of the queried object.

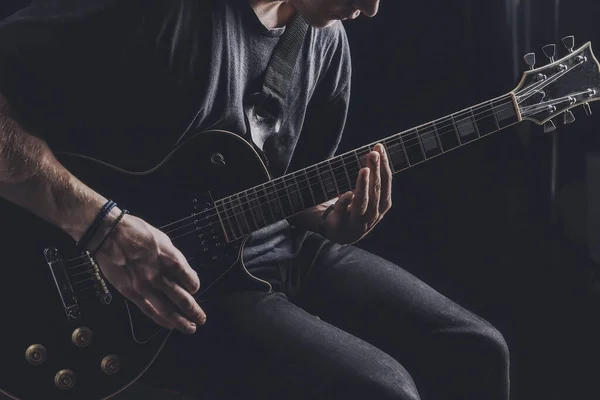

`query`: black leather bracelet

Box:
[90,209,129,256]
[76,200,117,250]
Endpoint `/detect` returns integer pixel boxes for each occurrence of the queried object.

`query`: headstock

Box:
[514,36,600,132]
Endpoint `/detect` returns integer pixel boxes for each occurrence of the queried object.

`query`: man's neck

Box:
[249,0,296,29]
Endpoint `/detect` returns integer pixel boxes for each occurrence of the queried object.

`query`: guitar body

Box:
[0,130,272,400]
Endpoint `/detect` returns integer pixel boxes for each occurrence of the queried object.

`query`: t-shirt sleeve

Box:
[289,22,352,171]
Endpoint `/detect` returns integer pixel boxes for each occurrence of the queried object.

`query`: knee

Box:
[462,318,510,372]
[348,358,421,400]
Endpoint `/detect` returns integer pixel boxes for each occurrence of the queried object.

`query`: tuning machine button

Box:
[564,110,576,124]
[562,35,575,53]
[584,103,593,116]
[25,344,48,366]
[542,44,556,63]
[54,369,76,390]
[524,53,536,70]
[544,120,557,133]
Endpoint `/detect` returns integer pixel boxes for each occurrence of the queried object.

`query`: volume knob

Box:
[54,369,76,390]
[101,355,121,375]
[25,344,48,366]
[71,327,93,347]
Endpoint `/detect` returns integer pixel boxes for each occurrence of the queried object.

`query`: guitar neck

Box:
[215,92,521,241]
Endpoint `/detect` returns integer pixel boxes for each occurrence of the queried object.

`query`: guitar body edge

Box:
[0,130,273,400]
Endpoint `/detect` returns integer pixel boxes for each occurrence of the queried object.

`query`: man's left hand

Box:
[323,143,393,244]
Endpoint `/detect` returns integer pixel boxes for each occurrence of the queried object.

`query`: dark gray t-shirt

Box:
[0,0,351,272]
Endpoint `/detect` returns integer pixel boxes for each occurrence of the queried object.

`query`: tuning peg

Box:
[562,35,575,53]
[584,103,593,116]
[544,120,557,133]
[564,110,576,124]
[524,53,536,70]
[542,44,556,62]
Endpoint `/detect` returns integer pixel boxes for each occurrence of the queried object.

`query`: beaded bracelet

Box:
[91,209,129,256]
[76,200,117,250]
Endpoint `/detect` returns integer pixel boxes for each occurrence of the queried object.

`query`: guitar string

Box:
[63,96,527,268]
[62,96,516,267]
[166,96,518,225]
[167,98,522,229]
[63,63,577,267]
[209,61,584,222]
[64,100,523,271]
[62,63,585,292]
[66,55,587,264]
[515,58,584,101]
[520,89,593,115]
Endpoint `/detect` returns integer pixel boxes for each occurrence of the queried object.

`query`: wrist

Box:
[83,205,124,252]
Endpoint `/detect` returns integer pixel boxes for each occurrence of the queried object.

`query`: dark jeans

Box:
[145,232,510,400]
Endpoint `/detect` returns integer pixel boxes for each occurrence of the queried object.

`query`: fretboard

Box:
[215,93,520,241]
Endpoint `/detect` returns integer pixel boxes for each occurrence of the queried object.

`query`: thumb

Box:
[334,191,354,215]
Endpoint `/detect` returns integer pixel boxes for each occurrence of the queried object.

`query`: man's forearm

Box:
[0,95,105,241]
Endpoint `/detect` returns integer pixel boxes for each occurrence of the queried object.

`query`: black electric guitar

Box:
[1,37,600,400]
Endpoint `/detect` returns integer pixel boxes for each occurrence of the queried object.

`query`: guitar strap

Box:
[245,11,309,167]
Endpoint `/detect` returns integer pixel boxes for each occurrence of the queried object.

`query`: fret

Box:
[490,101,501,130]
[328,160,341,195]
[294,169,316,210]
[335,155,354,191]
[435,119,460,152]
[353,149,363,168]
[431,122,444,152]
[449,115,463,145]
[356,146,372,161]
[493,97,519,129]
[247,188,266,228]
[265,181,284,220]
[469,107,481,138]
[301,169,317,208]
[255,185,276,225]
[318,161,339,199]
[221,198,242,239]
[355,146,373,174]
[214,201,236,241]
[239,192,256,230]
[384,137,410,172]
[231,194,250,235]
[402,129,426,165]
[306,165,328,204]
[453,112,478,144]
[287,174,305,213]
[380,142,396,174]
[274,179,294,217]
[417,125,442,158]
[344,152,362,186]
[328,157,350,193]
[473,101,500,136]
[237,192,258,232]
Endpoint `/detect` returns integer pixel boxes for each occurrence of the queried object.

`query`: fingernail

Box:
[372,152,379,162]
[188,323,196,333]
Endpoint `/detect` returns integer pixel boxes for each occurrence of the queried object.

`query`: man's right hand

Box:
[92,211,207,335]
[0,96,205,335]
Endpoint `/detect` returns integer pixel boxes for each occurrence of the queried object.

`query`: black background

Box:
[2,0,600,399]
